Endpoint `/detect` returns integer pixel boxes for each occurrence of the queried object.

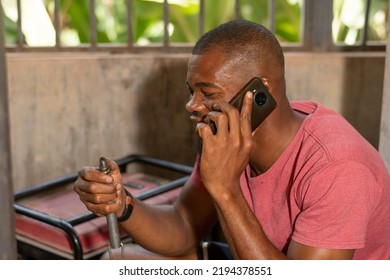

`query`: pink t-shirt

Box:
[191,101,390,259]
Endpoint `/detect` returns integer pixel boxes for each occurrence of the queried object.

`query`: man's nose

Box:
[185,93,206,113]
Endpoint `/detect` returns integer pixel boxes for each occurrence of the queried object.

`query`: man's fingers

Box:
[83,199,121,216]
[196,122,213,138]
[241,91,253,135]
[78,166,113,184]
[105,157,122,184]
[75,177,117,195]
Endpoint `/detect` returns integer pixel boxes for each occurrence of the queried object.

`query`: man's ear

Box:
[260,78,272,92]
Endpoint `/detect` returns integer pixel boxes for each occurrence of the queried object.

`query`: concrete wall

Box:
[379,24,390,170]
[6,52,385,191]
[285,53,385,147]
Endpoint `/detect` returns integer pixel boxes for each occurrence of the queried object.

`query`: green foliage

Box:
[1,0,388,47]
[2,8,18,44]
[62,0,92,42]
[333,0,388,44]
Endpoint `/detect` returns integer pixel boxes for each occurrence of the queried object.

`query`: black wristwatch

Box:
[117,188,134,223]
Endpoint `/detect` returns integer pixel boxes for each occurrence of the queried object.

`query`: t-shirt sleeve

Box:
[292,160,380,249]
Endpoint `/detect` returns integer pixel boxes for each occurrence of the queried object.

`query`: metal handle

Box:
[106,214,121,249]
[99,157,122,249]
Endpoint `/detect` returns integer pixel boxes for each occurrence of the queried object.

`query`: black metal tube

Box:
[14,173,78,200]
[14,204,83,259]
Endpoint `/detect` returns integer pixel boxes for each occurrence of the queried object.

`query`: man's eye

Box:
[202,91,215,98]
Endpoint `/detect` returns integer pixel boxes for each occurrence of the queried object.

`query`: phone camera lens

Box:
[254,92,267,106]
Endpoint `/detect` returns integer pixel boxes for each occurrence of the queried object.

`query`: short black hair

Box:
[192,19,284,73]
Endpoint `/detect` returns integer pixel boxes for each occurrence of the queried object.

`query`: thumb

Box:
[100,156,122,184]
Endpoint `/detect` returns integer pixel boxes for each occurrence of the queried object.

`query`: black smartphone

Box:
[210,77,277,133]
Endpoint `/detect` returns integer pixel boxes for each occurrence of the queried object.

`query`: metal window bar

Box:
[361,0,372,49]
[235,0,241,19]
[3,0,386,53]
[16,0,22,48]
[268,0,276,34]
[163,0,169,48]
[89,0,97,50]
[331,0,385,51]
[126,0,133,49]
[199,0,205,37]
[54,0,60,48]
[302,0,334,51]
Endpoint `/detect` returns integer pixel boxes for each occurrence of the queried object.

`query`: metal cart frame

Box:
[14,154,193,260]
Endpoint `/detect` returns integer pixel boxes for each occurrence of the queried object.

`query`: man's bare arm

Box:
[119,180,218,257]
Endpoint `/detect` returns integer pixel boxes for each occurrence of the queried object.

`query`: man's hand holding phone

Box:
[196,90,254,201]
[196,77,277,201]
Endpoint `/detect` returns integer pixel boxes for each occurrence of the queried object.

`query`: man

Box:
[74,19,390,259]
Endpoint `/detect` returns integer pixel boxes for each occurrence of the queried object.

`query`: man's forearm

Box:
[213,192,287,260]
[118,201,199,257]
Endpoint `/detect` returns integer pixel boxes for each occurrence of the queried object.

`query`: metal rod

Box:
[126,0,133,49]
[16,0,23,48]
[268,0,276,33]
[235,0,241,19]
[198,0,205,37]
[54,0,61,47]
[89,0,97,49]
[163,0,169,48]
[99,157,122,249]
[302,0,333,51]
[361,0,372,47]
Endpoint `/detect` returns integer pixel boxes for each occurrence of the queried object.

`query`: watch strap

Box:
[117,188,134,223]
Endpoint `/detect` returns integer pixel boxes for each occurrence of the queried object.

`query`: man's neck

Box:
[249,110,306,176]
